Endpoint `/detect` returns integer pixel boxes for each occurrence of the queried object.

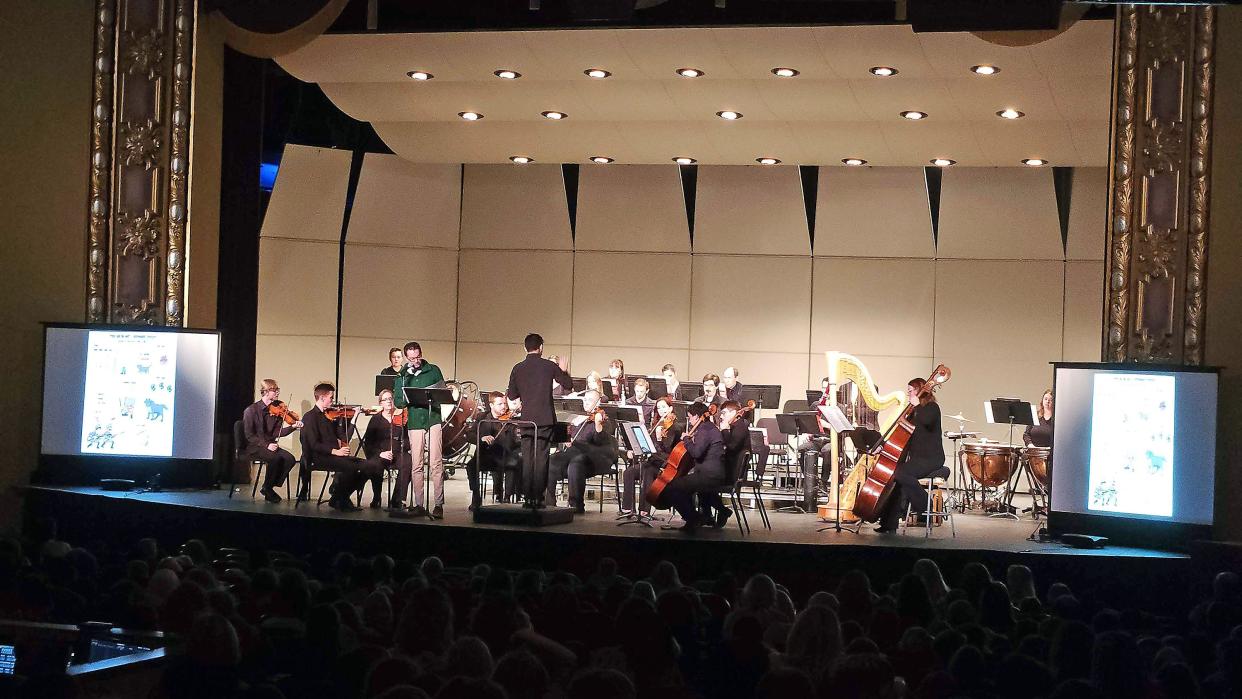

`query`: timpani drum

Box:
[1023,445,1051,489]
[962,441,1015,488]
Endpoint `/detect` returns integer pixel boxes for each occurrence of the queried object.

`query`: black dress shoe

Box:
[260,487,281,504]
[369,499,382,509]
[431,505,444,520]
[875,524,897,534]
[713,509,732,528]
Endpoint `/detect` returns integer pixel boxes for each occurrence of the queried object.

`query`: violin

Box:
[323,404,379,420]
[267,400,300,426]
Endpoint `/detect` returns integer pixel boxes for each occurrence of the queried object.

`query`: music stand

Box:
[983,398,1036,520]
[805,390,823,404]
[643,377,668,398]
[670,400,692,423]
[812,405,863,535]
[554,398,585,414]
[603,405,640,424]
[570,377,587,393]
[615,420,659,528]
[375,374,397,396]
[744,384,782,411]
[401,386,457,519]
[675,382,703,402]
[775,412,820,513]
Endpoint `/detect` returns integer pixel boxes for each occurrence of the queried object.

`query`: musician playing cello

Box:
[663,402,725,532]
[875,377,944,534]
[621,394,681,517]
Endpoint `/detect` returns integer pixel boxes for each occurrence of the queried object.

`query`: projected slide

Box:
[1087,373,1175,517]
[80,331,178,457]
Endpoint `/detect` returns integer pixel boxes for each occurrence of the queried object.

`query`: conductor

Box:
[506,333,573,509]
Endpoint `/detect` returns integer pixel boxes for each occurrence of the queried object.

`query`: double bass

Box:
[645,404,717,508]
[851,365,952,523]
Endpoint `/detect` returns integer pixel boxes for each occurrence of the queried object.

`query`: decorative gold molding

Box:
[165,0,194,326]
[1184,7,1214,365]
[86,0,118,323]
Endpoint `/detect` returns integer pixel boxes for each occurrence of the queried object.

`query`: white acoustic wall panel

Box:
[690,255,812,353]
[810,258,935,359]
[337,338,457,404]
[348,156,461,249]
[340,246,459,341]
[937,168,1064,260]
[256,238,340,336]
[1064,260,1104,362]
[457,250,574,344]
[261,144,352,242]
[460,165,572,250]
[693,166,810,255]
[575,165,690,252]
[814,167,935,258]
[933,259,1065,442]
[567,347,691,386]
[1065,167,1108,261]
[689,350,811,416]
[455,342,573,395]
[571,252,691,348]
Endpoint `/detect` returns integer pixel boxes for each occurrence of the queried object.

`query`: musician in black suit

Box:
[707,400,751,528]
[241,379,303,503]
[697,373,725,408]
[546,390,618,512]
[506,333,574,508]
[721,366,745,403]
[877,378,945,533]
[621,394,682,516]
[663,402,726,532]
[466,392,524,510]
[361,389,412,510]
[623,377,657,426]
[302,383,381,513]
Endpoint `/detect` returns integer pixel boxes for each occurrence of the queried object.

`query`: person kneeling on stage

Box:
[876,377,945,534]
[303,383,382,513]
[362,389,412,510]
[467,392,523,511]
[621,395,681,517]
[663,402,726,532]
[546,390,618,513]
[710,400,752,528]
[242,379,303,503]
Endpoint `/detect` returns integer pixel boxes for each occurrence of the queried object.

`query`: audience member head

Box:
[568,668,636,699]
[785,605,842,680]
[828,653,897,699]
[913,558,950,604]
[492,650,549,699]
[1007,564,1038,605]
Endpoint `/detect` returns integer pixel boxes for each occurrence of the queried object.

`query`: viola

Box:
[851,365,952,523]
[267,400,300,426]
[645,404,717,509]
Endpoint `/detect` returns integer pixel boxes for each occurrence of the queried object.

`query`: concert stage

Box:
[20,473,1211,614]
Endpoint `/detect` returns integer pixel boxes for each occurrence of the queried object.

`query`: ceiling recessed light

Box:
[494,69,521,80]
[756,157,781,165]
[930,158,956,167]
[676,68,705,78]
[869,66,898,77]
[971,65,1001,75]
[589,156,614,164]
[900,110,928,120]
[541,110,568,120]
[458,111,483,121]
[509,156,534,164]
[584,68,611,79]
[406,71,434,81]
[673,157,696,165]
[771,67,799,78]
[1021,158,1049,167]
[996,108,1025,120]
[842,158,868,166]
[716,110,743,120]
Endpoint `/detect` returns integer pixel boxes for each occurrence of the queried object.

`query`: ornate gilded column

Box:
[85,0,195,326]
[1104,5,1216,365]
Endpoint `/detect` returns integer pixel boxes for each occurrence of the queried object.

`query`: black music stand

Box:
[742,384,782,411]
[643,377,668,399]
[984,398,1036,520]
[812,404,864,535]
[400,386,456,520]
[616,420,658,528]
[775,412,820,513]
[570,377,587,393]
[375,374,396,397]
[675,382,703,402]
[554,398,585,414]
[805,390,823,404]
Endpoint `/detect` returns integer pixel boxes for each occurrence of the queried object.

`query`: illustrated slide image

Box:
[1087,373,1175,517]
[81,331,177,456]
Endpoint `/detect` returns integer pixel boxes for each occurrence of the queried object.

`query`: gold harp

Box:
[826,352,907,519]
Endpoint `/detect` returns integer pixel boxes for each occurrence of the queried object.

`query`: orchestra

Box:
[245,338,1050,535]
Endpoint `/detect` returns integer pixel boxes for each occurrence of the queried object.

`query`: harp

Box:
[825,352,907,517]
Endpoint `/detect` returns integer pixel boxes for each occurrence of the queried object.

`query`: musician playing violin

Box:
[303,383,382,513]
[392,341,448,519]
[546,389,617,513]
[466,392,524,511]
[242,378,303,503]
[362,388,412,510]
[663,402,725,532]
[621,394,681,517]
[876,378,945,533]
[623,377,656,426]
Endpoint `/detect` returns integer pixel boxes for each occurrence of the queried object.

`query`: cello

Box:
[645,403,717,508]
[851,365,952,523]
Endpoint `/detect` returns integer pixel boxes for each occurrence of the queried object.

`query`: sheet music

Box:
[817,404,855,434]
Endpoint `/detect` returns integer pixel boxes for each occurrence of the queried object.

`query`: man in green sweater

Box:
[392,341,447,518]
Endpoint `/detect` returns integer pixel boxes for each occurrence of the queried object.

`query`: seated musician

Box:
[361,389,412,510]
[663,402,726,532]
[466,392,524,511]
[567,370,606,401]
[546,389,618,513]
[303,383,383,513]
[242,378,303,503]
[797,376,834,483]
[709,400,752,528]
[1024,389,1054,448]
[380,347,403,377]
[721,366,745,403]
[621,394,681,517]
[605,359,627,402]
[661,363,681,400]
[623,377,656,426]
[876,378,945,533]
[697,373,724,408]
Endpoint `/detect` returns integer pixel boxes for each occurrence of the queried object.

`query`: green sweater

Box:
[392,362,446,430]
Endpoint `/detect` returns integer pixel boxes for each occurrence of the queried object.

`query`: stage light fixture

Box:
[584,68,612,79]
[716,110,743,120]
[1022,158,1049,167]
[900,110,928,120]
[673,157,697,165]
[771,67,799,78]
[755,157,781,165]
[458,111,483,121]
[509,156,534,164]
[406,71,434,80]
[494,69,522,80]
[930,158,956,167]
[869,66,898,77]
[541,110,568,120]
[842,158,868,166]
[971,65,1000,75]
[676,68,705,78]
[590,156,614,164]
[997,108,1025,120]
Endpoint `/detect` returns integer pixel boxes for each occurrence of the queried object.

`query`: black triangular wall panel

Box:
[562,164,580,239]
[1052,166,1074,254]
[800,165,820,251]
[924,166,944,247]
[680,164,698,243]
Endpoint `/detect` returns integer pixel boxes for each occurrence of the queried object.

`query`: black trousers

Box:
[622,454,665,512]
[879,455,943,530]
[316,453,383,503]
[250,447,296,490]
[664,471,727,523]
[467,447,521,504]
[366,450,412,505]
[519,427,555,503]
[546,446,607,508]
